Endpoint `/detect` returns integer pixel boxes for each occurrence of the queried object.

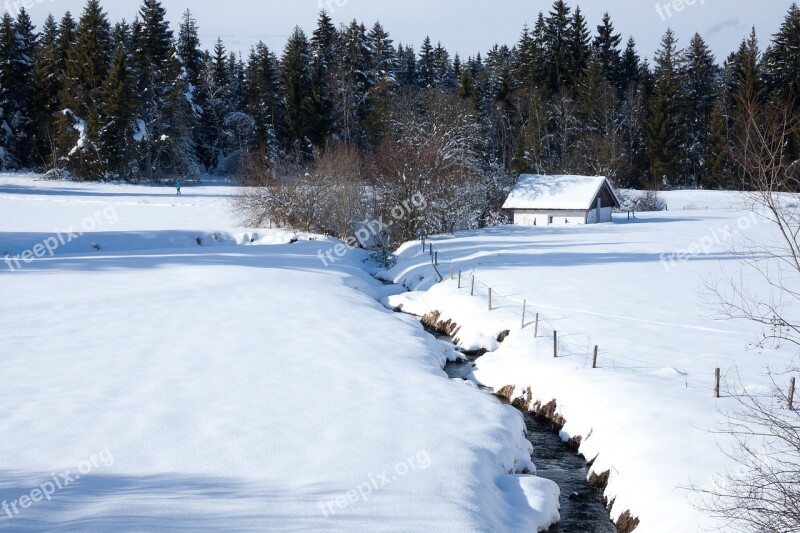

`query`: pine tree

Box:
[367,22,395,77]
[681,33,717,187]
[728,28,762,104]
[395,43,417,87]
[418,36,435,88]
[0,9,38,169]
[32,14,61,169]
[515,24,538,88]
[705,96,732,189]
[131,0,197,179]
[593,13,622,87]
[566,7,591,88]
[281,27,314,154]
[337,20,373,143]
[0,13,18,169]
[177,10,203,87]
[98,42,136,177]
[542,0,571,94]
[647,29,683,188]
[619,37,641,90]
[57,0,113,179]
[763,3,800,109]
[244,42,283,157]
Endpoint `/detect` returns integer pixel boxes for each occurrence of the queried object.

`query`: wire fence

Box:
[417,237,797,405]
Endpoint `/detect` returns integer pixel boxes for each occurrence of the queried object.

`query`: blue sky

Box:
[13,0,795,61]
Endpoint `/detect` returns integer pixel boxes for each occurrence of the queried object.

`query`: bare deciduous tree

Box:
[699,97,800,532]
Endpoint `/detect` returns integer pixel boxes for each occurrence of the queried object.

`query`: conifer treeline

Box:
[1,0,799,189]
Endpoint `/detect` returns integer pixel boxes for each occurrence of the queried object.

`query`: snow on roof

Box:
[503,174,618,211]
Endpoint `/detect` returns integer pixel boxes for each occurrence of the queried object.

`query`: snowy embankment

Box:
[0,174,559,531]
[381,191,799,532]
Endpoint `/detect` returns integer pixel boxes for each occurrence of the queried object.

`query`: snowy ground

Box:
[0,174,560,532]
[382,190,800,532]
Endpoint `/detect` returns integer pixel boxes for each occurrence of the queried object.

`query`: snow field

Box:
[382,197,799,531]
[0,174,560,532]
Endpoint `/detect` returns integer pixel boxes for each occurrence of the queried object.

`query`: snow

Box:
[0,174,560,532]
[381,195,799,531]
[62,110,88,156]
[503,174,617,211]
[132,119,148,142]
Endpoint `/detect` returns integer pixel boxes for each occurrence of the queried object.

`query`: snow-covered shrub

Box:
[42,169,74,181]
[618,190,667,212]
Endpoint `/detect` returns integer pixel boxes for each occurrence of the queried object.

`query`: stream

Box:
[444,349,616,532]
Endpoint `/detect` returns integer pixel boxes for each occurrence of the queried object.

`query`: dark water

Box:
[521,412,616,532]
[444,357,615,532]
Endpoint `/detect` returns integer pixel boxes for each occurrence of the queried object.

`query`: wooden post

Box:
[488,288,493,311]
[534,313,539,338]
[714,368,721,399]
[592,346,599,369]
[521,300,527,329]
[471,276,475,296]
[430,244,433,256]
[458,270,462,289]
[789,377,796,410]
[553,331,558,358]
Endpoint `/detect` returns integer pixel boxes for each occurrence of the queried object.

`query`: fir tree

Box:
[705,96,732,189]
[98,43,136,177]
[763,3,800,109]
[132,0,197,179]
[395,43,417,87]
[32,14,61,169]
[177,10,203,87]
[681,33,717,187]
[728,28,762,104]
[593,13,622,87]
[542,0,571,94]
[281,27,314,154]
[418,37,435,88]
[647,29,683,188]
[367,22,395,77]
[619,37,641,89]
[57,0,113,179]
[244,42,283,157]
[566,6,591,87]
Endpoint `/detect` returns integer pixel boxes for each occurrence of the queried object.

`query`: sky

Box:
[10,0,795,61]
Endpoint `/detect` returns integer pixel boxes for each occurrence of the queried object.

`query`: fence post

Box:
[458,270,462,289]
[434,252,438,266]
[592,346,599,369]
[553,331,558,358]
[789,377,796,410]
[471,276,475,296]
[488,288,493,311]
[430,244,433,257]
[521,300,527,329]
[714,368,721,399]
[534,313,539,338]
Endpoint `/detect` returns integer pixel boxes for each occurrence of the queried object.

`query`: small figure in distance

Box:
[176,179,182,195]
